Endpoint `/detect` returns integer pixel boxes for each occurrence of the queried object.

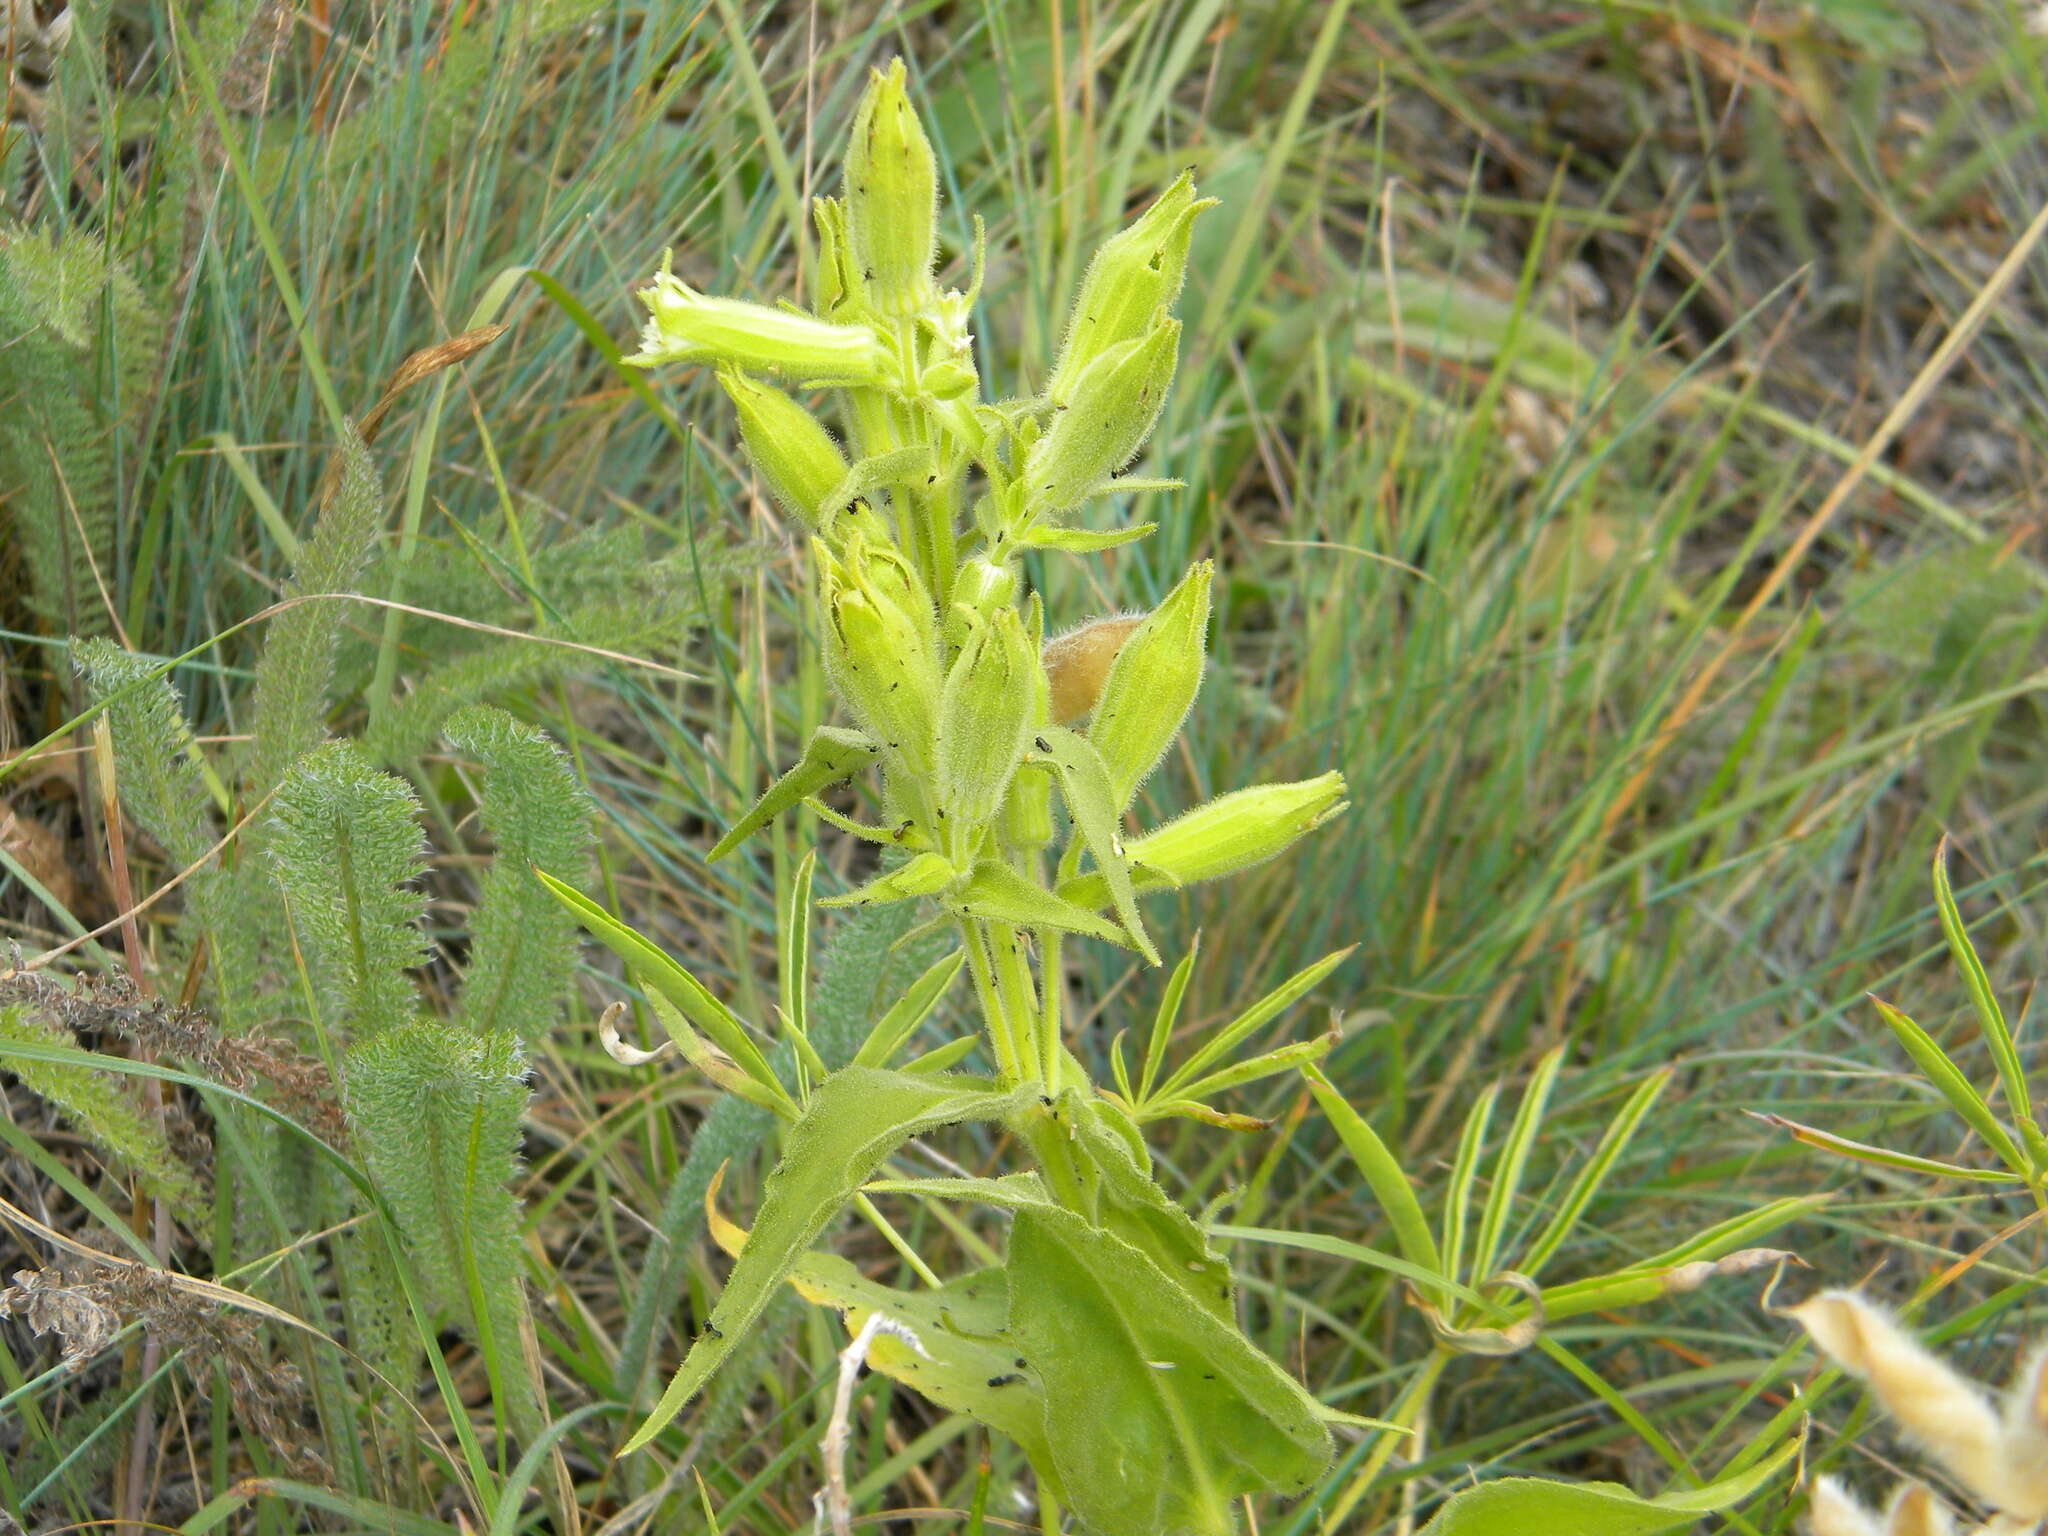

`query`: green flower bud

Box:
[1059,773,1349,908]
[811,196,860,319]
[630,258,887,382]
[944,557,1017,653]
[719,368,848,529]
[1048,170,1216,408]
[1001,762,1055,850]
[1024,318,1179,520]
[936,608,1036,827]
[818,537,941,778]
[1088,561,1211,808]
[843,59,939,316]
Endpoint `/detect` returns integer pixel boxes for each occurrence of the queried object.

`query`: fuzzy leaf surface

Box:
[623,1066,1033,1450]
[1006,1205,1332,1536]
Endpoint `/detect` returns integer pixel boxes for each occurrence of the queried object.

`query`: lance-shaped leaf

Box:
[1016,522,1157,555]
[1415,1436,1800,1535]
[1006,1204,1333,1536]
[818,851,956,908]
[952,860,1130,946]
[708,727,878,863]
[1032,726,1156,963]
[536,869,793,1117]
[852,948,965,1068]
[621,1067,1034,1451]
[1154,947,1353,1103]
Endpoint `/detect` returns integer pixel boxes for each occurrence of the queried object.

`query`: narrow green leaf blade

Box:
[1931,840,2031,1134]
[1302,1063,1444,1279]
[852,948,964,1068]
[1157,946,1353,1101]
[707,726,877,863]
[1417,1436,1799,1535]
[1869,995,2026,1176]
[535,868,791,1115]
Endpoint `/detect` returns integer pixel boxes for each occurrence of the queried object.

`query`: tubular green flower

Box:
[843,59,940,316]
[1057,773,1349,909]
[720,369,849,529]
[1024,318,1179,520]
[629,261,888,383]
[1048,170,1216,409]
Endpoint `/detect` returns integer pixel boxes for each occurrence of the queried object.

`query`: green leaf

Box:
[535,868,793,1117]
[952,860,1131,946]
[862,1173,1054,1209]
[780,848,817,1048]
[852,948,964,1068]
[1156,947,1352,1102]
[1033,726,1155,963]
[1930,841,2036,1165]
[1417,1436,1800,1535]
[785,1251,1058,1480]
[1472,1046,1562,1285]
[621,1066,1033,1452]
[1869,996,2027,1176]
[1137,938,1198,1105]
[1516,1069,1671,1280]
[1750,1110,2023,1183]
[1014,521,1158,554]
[820,446,936,521]
[1169,1033,1335,1106]
[1006,1204,1333,1536]
[1050,1091,1235,1323]
[707,726,878,863]
[817,850,956,908]
[1302,1063,1444,1281]
[444,707,595,1044]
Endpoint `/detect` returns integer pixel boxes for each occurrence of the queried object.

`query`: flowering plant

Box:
[542,58,1354,1535]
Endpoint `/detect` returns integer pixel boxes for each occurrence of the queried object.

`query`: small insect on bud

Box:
[936,608,1037,828]
[630,257,888,383]
[719,369,848,529]
[1024,317,1180,520]
[1048,170,1217,409]
[817,536,942,780]
[1041,615,1142,726]
[843,59,940,316]
[1087,561,1211,809]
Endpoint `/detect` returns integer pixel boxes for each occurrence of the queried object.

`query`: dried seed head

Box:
[1042,615,1142,725]
[1790,1291,2048,1519]
[1808,1476,1883,1536]
[1881,1483,1955,1536]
